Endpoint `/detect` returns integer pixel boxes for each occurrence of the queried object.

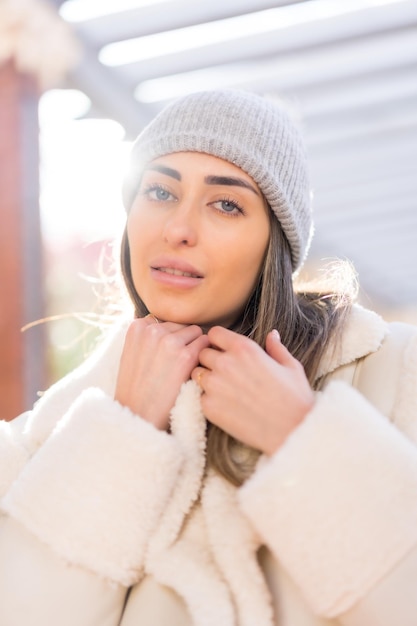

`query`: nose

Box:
[162,201,198,247]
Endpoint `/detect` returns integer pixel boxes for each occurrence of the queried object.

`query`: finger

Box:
[145,313,160,324]
[128,316,164,333]
[184,333,210,365]
[265,330,296,367]
[207,325,247,351]
[164,334,210,381]
[198,345,222,370]
[147,325,206,355]
[191,366,207,390]
[173,324,206,345]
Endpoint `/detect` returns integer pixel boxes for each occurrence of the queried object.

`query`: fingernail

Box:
[272,329,280,341]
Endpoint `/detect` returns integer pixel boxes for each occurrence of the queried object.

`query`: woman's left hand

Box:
[192,326,315,456]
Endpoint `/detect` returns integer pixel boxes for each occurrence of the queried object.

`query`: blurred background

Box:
[1,0,417,420]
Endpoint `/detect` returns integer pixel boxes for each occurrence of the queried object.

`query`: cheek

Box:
[224,230,269,298]
[245,223,270,276]
[127,210,154,255]
[126,214,149,281]
[127,209,143,243]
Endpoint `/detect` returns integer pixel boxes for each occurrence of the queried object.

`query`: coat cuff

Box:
[339,543,417,626]
[1,388,183,586]
[238,380,417,617]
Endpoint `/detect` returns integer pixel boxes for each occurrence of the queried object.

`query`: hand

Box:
[192,327,315,455]
[115,317,210,430]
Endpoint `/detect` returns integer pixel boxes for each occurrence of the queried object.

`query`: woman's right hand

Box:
[114,317,210,431]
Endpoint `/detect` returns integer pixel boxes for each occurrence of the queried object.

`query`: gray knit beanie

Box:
[122,89,313,270]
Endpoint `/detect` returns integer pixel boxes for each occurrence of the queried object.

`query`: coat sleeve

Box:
[0,515,127,626]
[238,331,417,624]
[0,319,128,497]
[339,544,417,626]
[0,385,185,626]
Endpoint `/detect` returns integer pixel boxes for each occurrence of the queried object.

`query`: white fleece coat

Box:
[0,305,417,626]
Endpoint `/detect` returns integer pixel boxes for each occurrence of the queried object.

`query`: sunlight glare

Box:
[39,90,131,246]
[38,89,91,122]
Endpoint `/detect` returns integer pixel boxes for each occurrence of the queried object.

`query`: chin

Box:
[166,315,207,326]
[154,310,218,329]
[145,301,233,328]
[150,307,201,326]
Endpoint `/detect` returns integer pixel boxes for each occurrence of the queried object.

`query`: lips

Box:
[150,257,204,279]
[157,267,201,278]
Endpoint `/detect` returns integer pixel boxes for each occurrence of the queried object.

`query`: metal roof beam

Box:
[111,1,417,84]
[66,0,308,47]
[133,28,417,105]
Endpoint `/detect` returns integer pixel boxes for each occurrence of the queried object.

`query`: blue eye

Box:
[212,197,244,216]
[221,200,237,212]
[143,184,175,202]
[154,187,171,201]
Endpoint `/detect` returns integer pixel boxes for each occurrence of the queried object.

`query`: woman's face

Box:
[127,152,270,327]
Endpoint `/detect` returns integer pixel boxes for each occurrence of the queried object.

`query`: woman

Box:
[0,89,417,626]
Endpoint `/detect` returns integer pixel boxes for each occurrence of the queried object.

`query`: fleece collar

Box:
[143,305,390,622]
[315,304,389,381]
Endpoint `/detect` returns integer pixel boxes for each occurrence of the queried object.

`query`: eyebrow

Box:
[145,163,181,180]
[204,175,260,196]
[144,164,260,196]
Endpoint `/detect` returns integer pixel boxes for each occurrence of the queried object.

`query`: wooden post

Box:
[0,60,45,421]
